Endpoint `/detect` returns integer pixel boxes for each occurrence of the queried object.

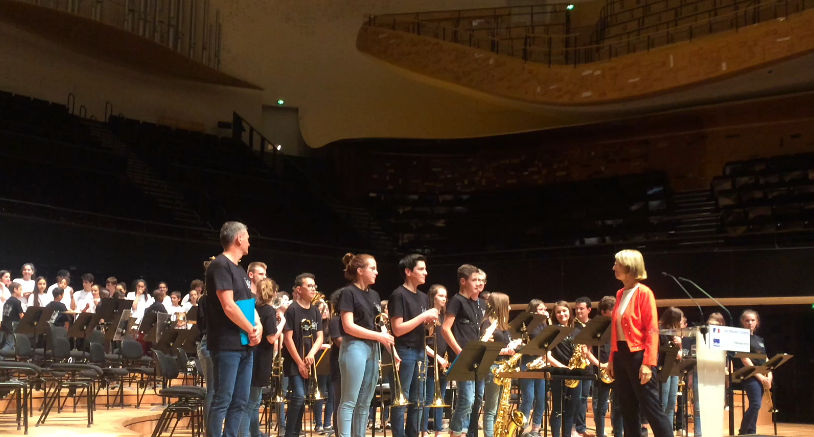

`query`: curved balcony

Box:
[358,0,814,110]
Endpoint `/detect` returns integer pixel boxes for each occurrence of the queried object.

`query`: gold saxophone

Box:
[564,344,589,389]
[493,353,526,437]
[599,365,615,384]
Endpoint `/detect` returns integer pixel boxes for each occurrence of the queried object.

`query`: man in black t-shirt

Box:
[46,288,70,328]
[390,254,438,437]
[283,273,324,437]
[1,282,24,353]
[205,221,262,437]
[441,264,482,437]
[573,297,600,437]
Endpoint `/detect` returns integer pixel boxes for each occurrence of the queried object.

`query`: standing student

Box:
[468,269,488,437]
[240,278,281,437]
[658,307,684,433]
[390,254,438,437]
[314,300,334,434]
[735,310,770,436]
[607,249,673,437]
[546,301,582,437]
[337,253,394,437]
[205,222,263,437]
[480,293,521,437]
[573,297,600,437]
[1,282,24,354]
[422,285,450,437]
[283,273,324,437]
[329,289,344,437]
[518,300,549,436]
[13,263,36,309]
[441,264,483,437]
[592,296,623,437]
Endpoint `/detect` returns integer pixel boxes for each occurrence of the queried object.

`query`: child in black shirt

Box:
[1,282,24,352]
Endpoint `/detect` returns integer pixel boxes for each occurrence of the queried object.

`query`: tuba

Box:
[565,344,590,389]
[492,353,527,437]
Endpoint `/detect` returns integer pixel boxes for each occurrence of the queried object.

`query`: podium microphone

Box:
[662,272,704,325]
[678,276,733,327]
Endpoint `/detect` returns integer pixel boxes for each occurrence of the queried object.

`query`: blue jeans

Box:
[660,375,679,430]
[240,386,264,437]
[422,367,448,433]
[467,377,485,437]
[593,380,621,437]
[575,380,591,433]
[739,377,763,435]
[197,337,215,423]
[314,374,334,428]
[518,366,545,428]
[0,332,15,359]
[550,380,580,437]
[482,365,503,437]
[278,376,288,429]
[285,374,306,437]
[338,339,379,437]
[208,348,254,437]
[392,347,423,437]
[451,380,475,435]
[691,370,702,437]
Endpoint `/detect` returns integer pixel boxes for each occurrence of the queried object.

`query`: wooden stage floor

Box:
[1,406,812,437]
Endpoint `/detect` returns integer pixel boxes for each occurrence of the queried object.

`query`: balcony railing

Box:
[363,0,813,67]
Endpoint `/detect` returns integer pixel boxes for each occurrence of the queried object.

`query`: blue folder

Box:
[236,298,256,345]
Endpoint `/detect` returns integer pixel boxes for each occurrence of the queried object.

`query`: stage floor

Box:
[1,406,811,437]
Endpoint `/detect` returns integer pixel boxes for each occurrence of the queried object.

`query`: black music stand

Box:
[153,329,180,355]
[185,306,198,323]
[733,353,792,436]
[15,307,47,336]
[508,313,546,340]
[67,312,94,359]
[659,344,680,384]
[519,325,575,358]
[174,326,200,355]
[571,316,611,347]
[669,357,697,437]
[446,341,503,437]
[316,348,331,376]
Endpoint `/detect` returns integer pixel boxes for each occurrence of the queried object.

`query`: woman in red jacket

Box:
[607,249,673,437]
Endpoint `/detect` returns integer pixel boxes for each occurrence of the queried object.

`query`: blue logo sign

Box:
[713,338,721,346]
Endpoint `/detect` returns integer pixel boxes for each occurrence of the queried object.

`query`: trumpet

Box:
[375,313,410,407]
[301,318,324,402]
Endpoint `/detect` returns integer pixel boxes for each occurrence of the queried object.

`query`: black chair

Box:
[0,361,43,434]
[89,342,129,408]
[36,363,103,428]
[121,339,156,408]
[0,333,34,362]
[151,350,206,437]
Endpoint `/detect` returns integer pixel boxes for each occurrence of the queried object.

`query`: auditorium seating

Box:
[712,154,814,235]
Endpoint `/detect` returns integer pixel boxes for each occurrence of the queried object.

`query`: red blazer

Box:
[609,283,659,367]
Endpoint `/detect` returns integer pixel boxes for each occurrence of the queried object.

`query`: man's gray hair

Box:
[220,221,248,249]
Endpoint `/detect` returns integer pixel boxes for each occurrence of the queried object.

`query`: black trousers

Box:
[613,342,673,437]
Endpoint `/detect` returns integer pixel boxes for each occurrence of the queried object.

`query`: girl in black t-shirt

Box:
[315,300,334,433]
[736,309,770,435]
[336,253,394,437]
[546,301,582,437]
[422,284,450,437]
[481,292,521,437]
[519,299,549,435]
[241,278,280,437]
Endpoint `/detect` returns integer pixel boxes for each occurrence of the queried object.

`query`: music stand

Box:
[447,340,503,382]
[732,353,792,436]
[508,313,546,340]
[15,307,46,336]
[519,325,575,357]
[67,312,94,360]
[185,306,198,323]
[659,344,680,384]
[570,316,611,346]
[669,358,697,437]
[316,348,331,376]
[113,310,133,341]
[153,329,180,355]
[146,313,171,343]
[175,326,200,355]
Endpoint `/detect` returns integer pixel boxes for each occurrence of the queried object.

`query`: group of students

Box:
[176,222,774,437]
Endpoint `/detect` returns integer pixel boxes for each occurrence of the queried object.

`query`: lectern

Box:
[661,325,750,437]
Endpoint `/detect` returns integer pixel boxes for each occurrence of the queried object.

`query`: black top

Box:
[521,321,548,366]
[197,298,208,340]
[390,285,429,350]
[658,333,679,368]
[204,253,253,352]
[283,300,323,377]
[337,284,381,341]
[446,293,482,358]
[45,301,69,327]
[551,323,581,365]
[427,314,448,367]
[599,341,611,364]
[480,318,512,362]
[251,304,279,387]
[329,315,343,382]
[147,301,168,315]
[733,333,767,371]
[1,296,23,333]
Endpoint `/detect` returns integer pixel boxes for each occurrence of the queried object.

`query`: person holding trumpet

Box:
[283,273,324,437]
[422,285,450,437]
[390,254,439,437]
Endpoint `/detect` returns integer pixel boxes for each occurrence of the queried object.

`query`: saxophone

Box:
[564,344,589,388]
[493,353,526,437]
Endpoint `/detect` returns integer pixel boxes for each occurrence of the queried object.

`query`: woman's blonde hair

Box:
[256,278,279,307]
[485,292,511,331]
[614,249,648,280]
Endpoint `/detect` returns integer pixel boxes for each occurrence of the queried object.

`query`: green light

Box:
[567,4,575,9]
[277,99,285,105]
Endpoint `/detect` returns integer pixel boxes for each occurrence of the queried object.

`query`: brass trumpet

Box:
[301,318,324,402]
[375,313,410,407]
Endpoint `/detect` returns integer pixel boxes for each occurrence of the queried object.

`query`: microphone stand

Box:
[677,277,735,436]
[662,272,704,326]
